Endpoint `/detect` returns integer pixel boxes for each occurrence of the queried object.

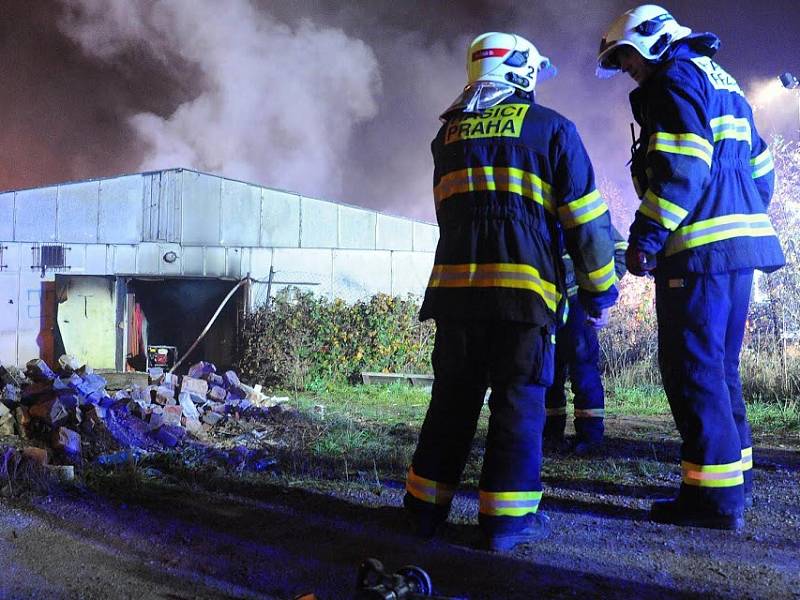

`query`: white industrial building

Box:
[0,168,437,371]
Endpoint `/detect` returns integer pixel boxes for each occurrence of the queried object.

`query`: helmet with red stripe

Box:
[467,32,556,92]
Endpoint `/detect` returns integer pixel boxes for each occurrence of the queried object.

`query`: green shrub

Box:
[238,289,434,389]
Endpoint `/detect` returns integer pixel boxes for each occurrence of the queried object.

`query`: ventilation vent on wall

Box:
[31,244,71,277]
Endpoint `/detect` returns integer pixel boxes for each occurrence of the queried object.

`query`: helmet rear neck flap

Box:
[442,31,557,118]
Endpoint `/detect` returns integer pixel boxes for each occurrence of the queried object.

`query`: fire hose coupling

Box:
[354,558,467,600]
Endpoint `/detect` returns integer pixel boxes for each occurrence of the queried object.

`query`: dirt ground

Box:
[1,414,799,600]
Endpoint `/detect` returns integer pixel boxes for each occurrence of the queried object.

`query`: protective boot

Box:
[649,497,744,531]
[484,512,551,551]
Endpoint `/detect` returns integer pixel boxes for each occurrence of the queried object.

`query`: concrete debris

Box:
[0,358,285,479]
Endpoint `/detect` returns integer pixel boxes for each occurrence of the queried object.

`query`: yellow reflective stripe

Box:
[741,447,753,471]
[614,241,629,251]
[574,408,605,418]
[710,115,752,146]
[479,490,542,516]
[750,148,774,179]
[682,459,744,488]
[639,189,689,231]
[434,167,554,213]
[576,258,616,293]
[546,407,567,416]
[558,189,609,229]
[665,213,777,256]
[427,262,561,312]
[648,131,713,167]
[405,467,455,505]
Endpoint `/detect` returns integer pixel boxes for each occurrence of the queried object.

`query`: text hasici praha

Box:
[445,104,530,144]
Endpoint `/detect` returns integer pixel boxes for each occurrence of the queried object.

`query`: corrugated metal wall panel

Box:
[143,170,181,242]
[57,180,100,243]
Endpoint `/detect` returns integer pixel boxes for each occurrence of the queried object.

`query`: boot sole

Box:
[649,512,744,531]
[486,529,550,551]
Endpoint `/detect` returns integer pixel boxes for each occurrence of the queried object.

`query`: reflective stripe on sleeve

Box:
[558,189,609,229]
[576,258,617,293]
[434,166,554,213]
[427,263,561,312]
[574,408,605,418]
[546,407,567,416]
[479,490,542,517]
[639,189,689,231]
[665,213,777,256]
[648,131,713,167]
[750,148,774,179]
[614,240,629,251]
[405,467,456,505]
[682,459,743,488]
[710,115,752,146]
[741,447,753,472]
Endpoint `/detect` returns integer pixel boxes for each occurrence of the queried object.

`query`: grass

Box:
[81,376,799,502]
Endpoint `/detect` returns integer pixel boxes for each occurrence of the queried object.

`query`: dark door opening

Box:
[126,278,244,375]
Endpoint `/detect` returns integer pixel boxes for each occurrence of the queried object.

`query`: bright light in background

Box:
[747,76,800,139]
[750,78,786,111]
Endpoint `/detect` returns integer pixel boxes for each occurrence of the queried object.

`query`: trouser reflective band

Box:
[479,490,542,516]
[406,467,455,505]
[681,460,744,488]
[546,407,567,416]
[741,447,753,472]
[574,408,604,418]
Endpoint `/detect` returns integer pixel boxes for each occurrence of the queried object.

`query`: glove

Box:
[585,306,610,330]
[625,246,656,277]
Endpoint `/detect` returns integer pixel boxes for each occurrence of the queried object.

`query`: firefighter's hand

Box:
[625,246,656,277]
[585,307,610,330]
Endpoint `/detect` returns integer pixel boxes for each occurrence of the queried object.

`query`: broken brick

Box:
[181,376,209,398]
[162,405,182,427]
[223,370,241,389]
[29,399,70,426]
[209,386,227,402]
[21,446,49,466]
[178,393,199,420]
[25,359,57,382]
[202,412,223,426]
[52,427,81,456]
[188,361,216,379]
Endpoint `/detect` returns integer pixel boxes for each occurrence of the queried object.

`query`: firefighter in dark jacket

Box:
[596,4,784,530]
[544,227,627,454]
[404,31,619,552]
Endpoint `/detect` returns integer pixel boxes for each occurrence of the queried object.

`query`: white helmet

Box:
[596,4,692,78]
[467,32,556,92]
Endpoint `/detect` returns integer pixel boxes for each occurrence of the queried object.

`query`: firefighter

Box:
[544,228,627,455]
[596,5,784,529]
[404,31,619,551]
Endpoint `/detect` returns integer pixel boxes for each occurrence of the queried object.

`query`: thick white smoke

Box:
[57,0,382,198]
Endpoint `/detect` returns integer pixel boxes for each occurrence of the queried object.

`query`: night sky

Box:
[1,0,798,226]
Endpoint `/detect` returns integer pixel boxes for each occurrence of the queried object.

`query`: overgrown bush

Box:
[238,289,434,389]
[599,137,800,401]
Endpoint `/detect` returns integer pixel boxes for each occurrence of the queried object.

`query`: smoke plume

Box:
[57,0,381,199]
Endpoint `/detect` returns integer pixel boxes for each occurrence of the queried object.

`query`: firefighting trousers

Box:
[404,319,554,535]
[655,269,754,515]
[544,295,604,442]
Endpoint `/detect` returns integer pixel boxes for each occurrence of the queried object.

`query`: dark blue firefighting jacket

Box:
[563,224,628,298]
[628,33,785,276]
[419,93,618,326]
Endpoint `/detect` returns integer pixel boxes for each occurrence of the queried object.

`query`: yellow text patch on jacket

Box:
[445,104,530,144]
